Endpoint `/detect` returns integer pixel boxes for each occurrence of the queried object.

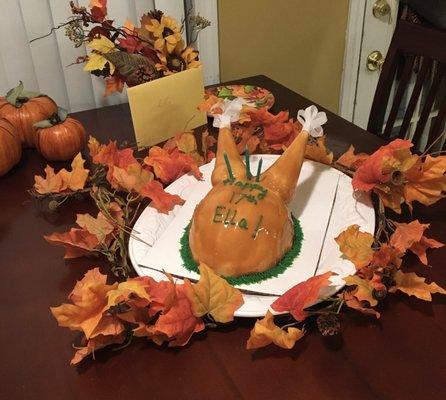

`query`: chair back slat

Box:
[383,54,415,138]
[367,21,446,151]
[412,65,445,146]
[399,58,432,138]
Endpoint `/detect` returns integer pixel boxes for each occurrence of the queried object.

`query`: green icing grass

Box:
[179,215,303,285]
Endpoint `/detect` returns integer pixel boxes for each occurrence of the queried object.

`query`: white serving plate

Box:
[129,156,375,318]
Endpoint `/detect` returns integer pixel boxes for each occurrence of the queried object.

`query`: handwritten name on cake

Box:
[212,178,267,239]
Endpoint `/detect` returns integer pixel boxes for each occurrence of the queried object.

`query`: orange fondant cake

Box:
[189,127,309,277]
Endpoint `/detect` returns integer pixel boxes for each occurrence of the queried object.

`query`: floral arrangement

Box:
[34,1,209,96]
[30,105,446,364]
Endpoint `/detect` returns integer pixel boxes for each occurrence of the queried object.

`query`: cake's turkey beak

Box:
[211,128,247,186]
[260,130,309,204]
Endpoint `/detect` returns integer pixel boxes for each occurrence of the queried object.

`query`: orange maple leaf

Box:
[389,220,444,265]
[197,94,220,113]
[352,139,413,192]
[335,225,374,269]
[108,163,154,193]
[45,202,124,258]
[305,136,334,165]
[51,268,122,339]
[104,75,125,97]
[34,165,66,194]
[369,243,402,270]
[184,263,244,323]
[93,140,138,169]
[58,153,90,191]
[152,285,205,347]
[139,179,185,214]
[343,275,377,307]
[271,272,333,321]
[34,153,89,194]
[404,155,446,208]
[336,145,369,169]
[71,332,126,365]
[201,130,217,163]
[339,291,380,318]
[144,146,202,184]
[44,228,99,258]
[88,136,101,157]
[389,271,446,301]
[246,311,304,350]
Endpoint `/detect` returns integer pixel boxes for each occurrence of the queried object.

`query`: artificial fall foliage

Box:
[36,1,209,96]
[51,265,243,364]
[30,104,446,362]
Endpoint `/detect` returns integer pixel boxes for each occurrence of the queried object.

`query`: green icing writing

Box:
[238,218,248,229]
[213,205,225,223]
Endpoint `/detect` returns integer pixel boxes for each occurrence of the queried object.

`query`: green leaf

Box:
[20,90,41,99]
[217,87,233,98]
[57,107,68,122]
[103,51,153,78]
[244,85,255,93]
[33,119,54,129]
[5,81,24,107]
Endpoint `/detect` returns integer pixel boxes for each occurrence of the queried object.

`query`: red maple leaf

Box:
[271,272,333,321]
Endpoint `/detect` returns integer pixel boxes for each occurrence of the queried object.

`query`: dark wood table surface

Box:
[1,75,445,400]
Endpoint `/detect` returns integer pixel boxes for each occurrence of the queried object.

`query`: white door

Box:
[340,0,399,129]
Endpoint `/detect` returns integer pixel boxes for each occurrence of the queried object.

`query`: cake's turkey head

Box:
[189,127,309,277]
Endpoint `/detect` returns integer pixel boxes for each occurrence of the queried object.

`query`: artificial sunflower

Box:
[156,45,201,76]
[145,15,183,53]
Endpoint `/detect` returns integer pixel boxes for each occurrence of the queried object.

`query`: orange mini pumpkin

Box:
[0,118,22,176]
[0,82,57,148]
[34,108,87,162]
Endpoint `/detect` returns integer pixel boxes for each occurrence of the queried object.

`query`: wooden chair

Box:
[367,20,446,150]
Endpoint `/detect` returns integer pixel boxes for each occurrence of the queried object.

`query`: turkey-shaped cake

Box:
[188,126,310,277]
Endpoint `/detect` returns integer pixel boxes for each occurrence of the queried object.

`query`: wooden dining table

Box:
[1,75,445,400]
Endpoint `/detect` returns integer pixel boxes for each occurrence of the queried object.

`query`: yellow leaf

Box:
[84,52,109,72]
[305,136,333,165]
[389,271,446,301]
[343,275,377,307]
[84,36,117,74]
[87,35,116,54]
[183,263,244,323]
[335,225,374,269]
[246,311,304,350]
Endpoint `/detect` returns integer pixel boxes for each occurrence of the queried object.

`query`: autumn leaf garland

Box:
[34,108,446,361]
[52,264,243,364]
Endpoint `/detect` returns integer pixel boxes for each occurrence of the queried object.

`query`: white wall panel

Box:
[20,0,70,109]
[0,0,39,92]
[48,0,96,112]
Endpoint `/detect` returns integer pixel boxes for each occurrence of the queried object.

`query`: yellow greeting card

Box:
[127,67,207,148]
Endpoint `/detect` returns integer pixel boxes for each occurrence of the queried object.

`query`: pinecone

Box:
[133,65,152,84]
[372,288,387,301]
[317,314,340,337]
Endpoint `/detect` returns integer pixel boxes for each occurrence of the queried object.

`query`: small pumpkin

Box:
[34,107,87,162]
[0,81,57,148]
[0,118,22,176]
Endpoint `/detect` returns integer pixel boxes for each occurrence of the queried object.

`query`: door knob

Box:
[373,0,391,18]
[367,50,385,71]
